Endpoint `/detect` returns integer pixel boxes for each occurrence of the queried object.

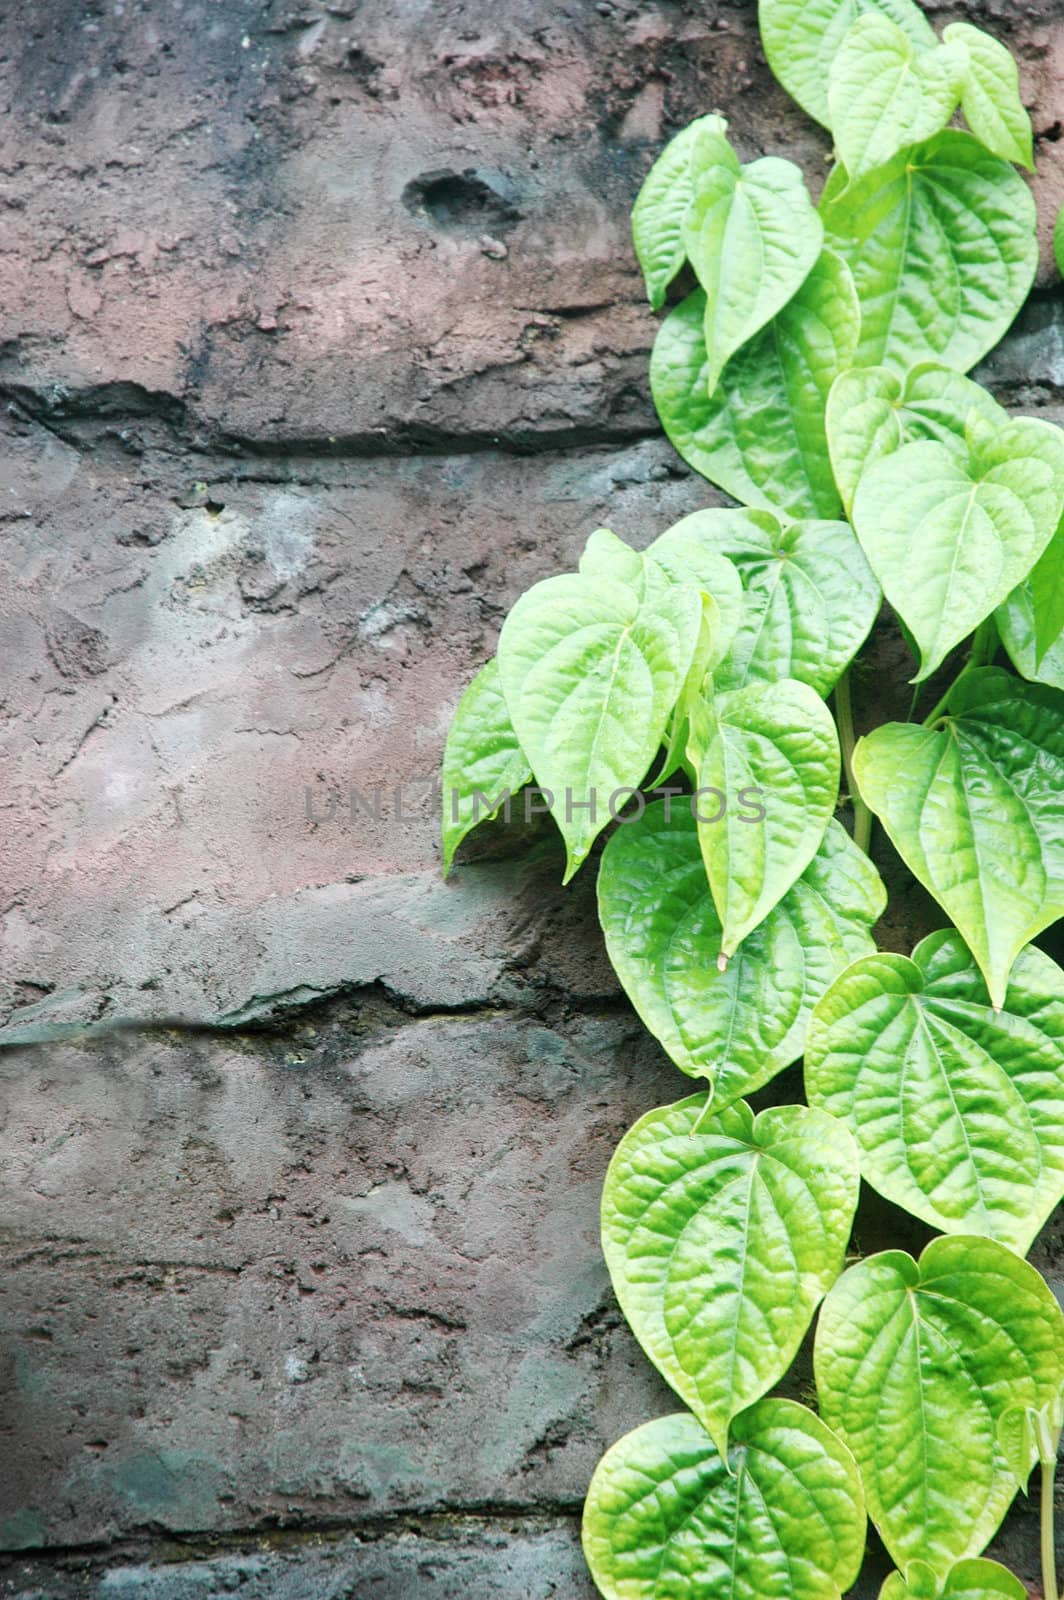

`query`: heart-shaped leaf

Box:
[681,125,823,397]
[582,1400,866,1600]
[851,418,1064,682]
[602,1095,859,1454]
[694,678,840,958]
[441,659,532,875]
[599,803,885,1104]
[653,506,880,696]
[998,571,1064,693]
[759,0,936,129]
[815,1235,1064,1581]
[853,668,1064,1008]
[822,131,1037,375]
[828,17,965,185]
[497,554,702,882]
[644,518,746,665]
[631,114,727,311]
[944,23,1034,172]
[651,249,860,520]
[826,363,1008,518]
[879,1559,1027,1600]
[805,929,1064,1254]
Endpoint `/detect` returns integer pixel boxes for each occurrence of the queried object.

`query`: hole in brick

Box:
[402,168,521,231]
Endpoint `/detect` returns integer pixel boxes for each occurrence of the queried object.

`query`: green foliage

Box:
[582,1400,866,1600]
[815,1236,1064,1579]
[441,4,1062,1597]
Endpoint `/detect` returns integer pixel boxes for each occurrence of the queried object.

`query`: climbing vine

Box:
[442,2,1064,1596]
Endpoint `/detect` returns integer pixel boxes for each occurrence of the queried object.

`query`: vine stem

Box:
[920,617,999,729]
[1043,1454,1058,1600]
[834,669,872,855]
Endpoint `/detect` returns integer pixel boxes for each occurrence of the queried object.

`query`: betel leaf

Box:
[851,417,1064,682]
[822,131,1037,375]
[759,0,935,129]
[998,569,1064,693]
[805,929,1064,1254]
[815,1235,1064,1581]
[879,1559,1026,1600]
[441,659,532,875]
[631,114,727,311]
[681,124,823,396]
[652,507,880,696]
[1027,519,1064,665]
[650,249,860,520]
[826,363,1008,518]
[601,1095,859,1454]
[582,1400,865,1600]
[944,23,1035,172]
[853,668,1064,1009]
[598,805,885,1104]
[578,525,648,588]
[828,16,965,186]
[497,555,701,882]
[644,519,746,664]
[694,678,839,958]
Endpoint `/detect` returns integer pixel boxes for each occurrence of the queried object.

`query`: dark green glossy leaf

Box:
[853,668,1064,1008]
[582,1400,865,1600]
[815,1235,1064,1580]
[806,929,1064,1253]
[602,1095,859,1453]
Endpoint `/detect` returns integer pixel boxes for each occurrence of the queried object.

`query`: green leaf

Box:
[998,1395,1063,1487]
[441,659,532,875]
[815,1235,1064,1580]
[759,0,935,129]
[1027,520,1064,665]
[1056,205,1064,281]
[879,1558,1027,1600]
[805,929,1064,1254]
[497,555,702,882]
[631,114,727,311]
[602,1096,859,1454]
[682,125,823,396]
[853,668,1064,1008]
[944,23,1034,171]
[653,506,880,696]
[828,17,965,186]
[694,678,840,958]
[599,806,885,1103]
[997,552,1064,692]
[582,1400,866,1600]
[650,249,860,520]
[822,131,1038,375]
[851,417,1064,682]
[644,518,746,664]
[826,363,1008,518]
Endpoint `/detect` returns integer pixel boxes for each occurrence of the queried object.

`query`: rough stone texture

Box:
[1,1,1064,1596]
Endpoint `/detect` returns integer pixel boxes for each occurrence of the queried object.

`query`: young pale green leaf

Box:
[681,126,823,397]
[851,418,1064,683]
[582,1400,866,1600]
[1026,520,1064,664]
[997,569,1064,693]
[759,0,935,129]
[826,363,1008,517]
[441,659,532,875]
[944,23,1034,171]
[997,1392,1062,1487]
[650,249,860,520]
[652,506,880,696]
[853,669,1064,1008]
[879,1559,1027,1600]
[497,559,702,882]
[828,17,965,186]
[644,518,746,665]
[815,1235,1064,1580]
[578,526,648,589]
[694,678,840,958]
[598,806,885,1103]
[822,131,1037,375]
[805,929,1064,1254]
[601,1096,859,1455]
[631,114,727,311]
